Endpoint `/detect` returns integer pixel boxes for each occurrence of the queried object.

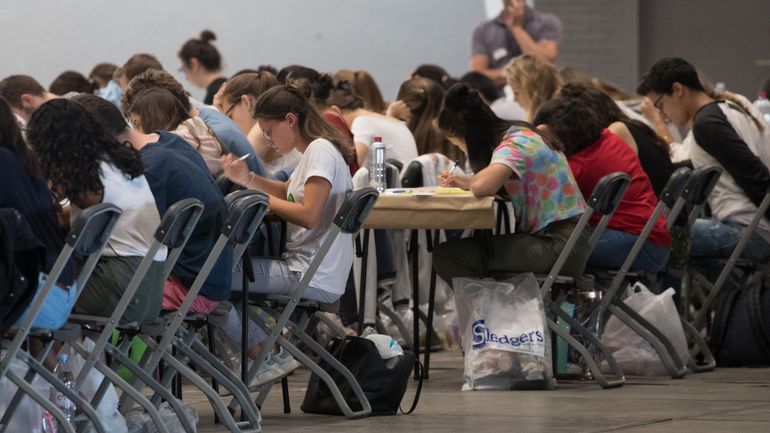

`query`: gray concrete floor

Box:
[188,349,770,433]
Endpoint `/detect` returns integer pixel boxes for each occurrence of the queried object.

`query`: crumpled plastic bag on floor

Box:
[454,274,555,390]
[125,400,198,433]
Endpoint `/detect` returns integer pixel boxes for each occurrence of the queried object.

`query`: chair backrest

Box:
[401,160,423,188]
[223,191,271,245]
[685,166,722,206]
[385,162,400,189]
[334,187,380,234]
[386,158,403,172]
[154,198,205,249]
[68,203,123,258]
[586,172,631,251]
[685,166,722,227]
[659,167,693,210]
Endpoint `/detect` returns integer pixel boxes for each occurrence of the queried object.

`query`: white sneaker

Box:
[250,349,301,387]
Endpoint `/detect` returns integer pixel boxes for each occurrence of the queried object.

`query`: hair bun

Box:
[199,30,216,43]
[285,79,313,100]
[445,83,484,111]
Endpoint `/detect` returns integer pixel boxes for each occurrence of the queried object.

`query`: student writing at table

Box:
[432,83,590,285]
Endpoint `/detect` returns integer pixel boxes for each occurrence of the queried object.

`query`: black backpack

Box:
[709,275,770,366]
[0,208,45,334]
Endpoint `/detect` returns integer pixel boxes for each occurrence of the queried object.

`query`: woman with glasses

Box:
[218,81,355,385]
[217,71,298,178]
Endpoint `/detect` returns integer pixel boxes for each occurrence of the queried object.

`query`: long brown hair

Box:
[128,87,191,133]
[334,69,386,113]
[397,77,464,162]
[220,71,278,108]
[253,81,354,164]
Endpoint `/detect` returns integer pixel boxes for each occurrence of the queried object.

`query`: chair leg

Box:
[281,377,291,414]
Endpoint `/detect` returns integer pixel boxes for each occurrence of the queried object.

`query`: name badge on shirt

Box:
[493,47,508,62]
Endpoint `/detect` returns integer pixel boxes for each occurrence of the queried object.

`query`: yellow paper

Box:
[433,187,471,195]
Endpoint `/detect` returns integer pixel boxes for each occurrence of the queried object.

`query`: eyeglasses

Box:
[224,99,242,118]
[653,94,665,111]
[262,119,284,142]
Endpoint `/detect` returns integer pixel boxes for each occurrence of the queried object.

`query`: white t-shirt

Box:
[351,115,418,169]
[285,138,354,295]
[72,162,167,261]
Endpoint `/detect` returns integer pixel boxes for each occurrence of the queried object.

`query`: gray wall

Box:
[639,0,770,98]
[0,0,485,101]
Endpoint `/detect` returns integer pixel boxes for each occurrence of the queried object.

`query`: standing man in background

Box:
[471,0,561,87]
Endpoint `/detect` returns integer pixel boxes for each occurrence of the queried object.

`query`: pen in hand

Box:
[442,159,460,186]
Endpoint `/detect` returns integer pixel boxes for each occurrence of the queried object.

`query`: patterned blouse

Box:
[490,126,586,233]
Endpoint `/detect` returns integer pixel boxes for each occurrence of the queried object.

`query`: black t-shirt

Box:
[140,132,232,300]
[0,147,75,286]
[204,77,227,106]
[692,102,770,218]
[626,122,675,197]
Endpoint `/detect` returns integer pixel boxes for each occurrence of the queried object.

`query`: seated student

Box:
[0,75,58,131]
[534,97,671,273]
[220,82,355,384]
[89,62,122,108]
[178,30,227,105]
[73,94,233,320]
[126,87,225,176]
[432,84,590,284]
[122,68,267,177]
[559,83,675,197]
[637,57,770,262]
[116,53,163,90]
[327,83,418,169]
[0,97,76,330]
[218,71,300,178]
[49,70,95,96]
[411,64,458,91]
[387,77,464,164]
[26,99,167,325]
[504,53,562,121]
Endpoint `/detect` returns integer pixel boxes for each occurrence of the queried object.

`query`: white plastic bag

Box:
[0,351,48,433]
[601,282,689,376]
[454,274,555,390]
[69,338,128,433]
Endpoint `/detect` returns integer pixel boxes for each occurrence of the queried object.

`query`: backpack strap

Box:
[399,359,424,415]
[747,280,770,360]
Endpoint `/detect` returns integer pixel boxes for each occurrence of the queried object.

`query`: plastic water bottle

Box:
[755,93,770,124]
[50,353,76,425]
[372,135,386,192]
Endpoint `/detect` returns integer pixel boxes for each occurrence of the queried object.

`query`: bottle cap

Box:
[373,136,382,142]
[57,353,69,363]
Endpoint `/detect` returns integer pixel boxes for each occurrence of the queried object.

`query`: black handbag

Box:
[301,335,423,416]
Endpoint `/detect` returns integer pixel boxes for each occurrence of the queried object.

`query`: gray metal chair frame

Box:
[129,191,269,433]
[234,187,379,419]
[591,168,700,379]
[0,203,122,433]
[539,172,631,389]
[67,198,205,433]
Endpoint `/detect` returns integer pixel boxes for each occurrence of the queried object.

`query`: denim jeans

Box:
[14,273,77,330]
[690,218,770,261]
[588,228,670,273]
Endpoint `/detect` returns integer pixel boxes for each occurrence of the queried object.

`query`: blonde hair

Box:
[505,54,562,120]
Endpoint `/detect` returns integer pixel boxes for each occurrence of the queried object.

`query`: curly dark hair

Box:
[26,99,143,205]
[533,96,604,156]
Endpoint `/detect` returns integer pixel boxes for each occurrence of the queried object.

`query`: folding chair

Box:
[0,203,122,433]
[660,168,718,372]
[688,183,770,334]
[589,168,703,379]
[132,191,269,433]
[238,187,379,419]
[66,198,204,433]
[538,172,631,389]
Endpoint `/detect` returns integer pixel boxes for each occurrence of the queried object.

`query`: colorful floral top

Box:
[490,126,586,233]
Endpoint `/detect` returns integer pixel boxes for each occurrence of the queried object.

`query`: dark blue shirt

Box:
[140,132,232,301]
[0,147,75,286]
